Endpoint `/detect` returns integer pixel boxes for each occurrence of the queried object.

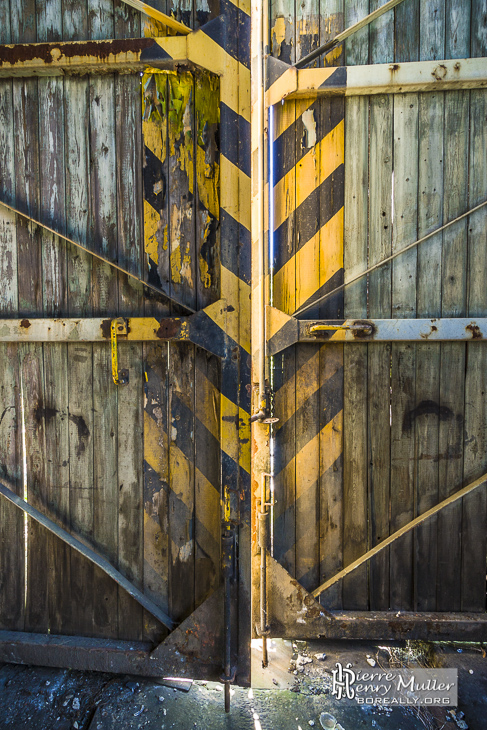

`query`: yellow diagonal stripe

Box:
[274,119,344,230]
[273,208,344,311]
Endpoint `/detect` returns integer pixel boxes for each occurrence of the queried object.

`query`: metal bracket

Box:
[111,318,129,386]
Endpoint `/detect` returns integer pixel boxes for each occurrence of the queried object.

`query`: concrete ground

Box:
[0,640,484,730]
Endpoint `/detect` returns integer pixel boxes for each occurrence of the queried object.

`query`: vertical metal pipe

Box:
[221,529,234,712]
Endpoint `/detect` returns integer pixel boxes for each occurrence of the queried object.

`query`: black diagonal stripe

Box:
[319,66,347,90]
[273,346,313,393]
[202,2,250,69]
[267,56,292,89]
[172,392,221,490]
[221,209,251,284]
[273,164,344,271]
[274,367,344,463]
[144,145,165,213]
[296,267,344,320]
[140,42,173,64]
[272,101,344,184]
[221,103,251,177]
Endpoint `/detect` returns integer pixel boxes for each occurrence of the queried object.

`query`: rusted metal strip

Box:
[0,588,224,678]
[266,57,487,105]
[0,305,234,358]
[0,198,196,313]
[294,0,408,68]
[119,0,191,35]
[0,480,175,630]
[312,472,487,599]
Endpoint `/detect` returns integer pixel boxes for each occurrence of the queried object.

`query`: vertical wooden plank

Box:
[142,71,171,641]
[194,353,221,606]
[0,8,24,631]
[462,3,487,611]
[395,0,419,62]
[195,72,220,311]
[143,343,170,644]
[116,65,145,641]
[11,0,48,629]
[64,74,94,636]
[167,72,196,312]
[87,0,114,39]
[270,0,295,64]
[194,70,221,610]
[117,342,145,638]
[37,46,72,632]
[88,70,121,638]
[166,69,197,625]
[37,0,63,41]
[62,0,88,41]
[272,100,297,579]
[114,0,140,38]
[168,342,195,623]
[318,0,345,611]
[342,0,368,610]
[390,92,418,611]
[437,22,470,610]
[294,0,322,592]
[367,0,393,610]
[412,0,445,611]
[270,0,298,586]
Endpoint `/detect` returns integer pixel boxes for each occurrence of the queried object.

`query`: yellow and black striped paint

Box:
[140,1,252,682]
[269,57,345,604]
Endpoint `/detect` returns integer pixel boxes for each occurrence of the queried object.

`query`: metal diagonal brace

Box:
[0,479,175,631]
[312,472,487,599]
[119,0,191,35]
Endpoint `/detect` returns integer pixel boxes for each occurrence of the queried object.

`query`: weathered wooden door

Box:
[0,0,251,689]
[254,0,487,641]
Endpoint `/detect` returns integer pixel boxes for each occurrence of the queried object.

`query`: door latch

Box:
[111,318,129,385]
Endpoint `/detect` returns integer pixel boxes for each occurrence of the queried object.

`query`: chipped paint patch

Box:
[301,109,317,148]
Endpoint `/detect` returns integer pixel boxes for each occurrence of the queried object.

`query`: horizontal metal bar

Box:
[0,301,231,358]
[267,308,487,354]
[268,612,487,641]
[0,629,221,679]
[267,56,487,105]
[0,38,159,77]
[0,480,175,631]
[295,0,407,68]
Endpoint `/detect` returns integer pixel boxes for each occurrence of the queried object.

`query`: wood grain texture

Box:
[390,91,418,611]
[462,0,487,612]
[413,0,445,611]
[0,8,24,630]
[342,0,368,610]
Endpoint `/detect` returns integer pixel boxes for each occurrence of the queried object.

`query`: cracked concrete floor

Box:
[0,640,484,730]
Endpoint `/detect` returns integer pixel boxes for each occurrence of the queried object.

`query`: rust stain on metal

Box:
[351,320,376,338]
[19,319,31,328]
[0,38,152,66]
[432,64,447,81]
[100,319,112,339]
[466,323,482,339]
[155,319,181,339]
[420,324,438,339]
[389,63,400,72]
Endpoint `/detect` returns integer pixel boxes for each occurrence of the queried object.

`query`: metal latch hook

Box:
[111,318,129,385]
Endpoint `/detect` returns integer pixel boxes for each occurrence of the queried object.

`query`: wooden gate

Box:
[0,0,251,693]
[251,0,487,643]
